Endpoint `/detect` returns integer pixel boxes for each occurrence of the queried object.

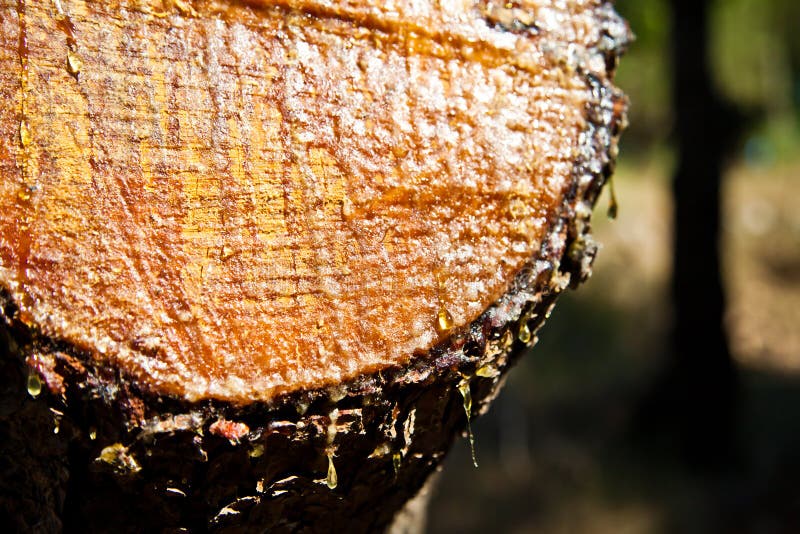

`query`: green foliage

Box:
[613,0,800,163]
[614,0,672,155]
[712,0,790,112]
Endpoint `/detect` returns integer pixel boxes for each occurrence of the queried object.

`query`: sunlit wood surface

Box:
[0,0,611,402]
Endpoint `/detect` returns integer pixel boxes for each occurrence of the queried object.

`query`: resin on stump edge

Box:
[0,0,630,531]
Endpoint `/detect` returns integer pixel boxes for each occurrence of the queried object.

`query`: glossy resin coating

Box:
[0,1,629,530]
[1,0,626,402]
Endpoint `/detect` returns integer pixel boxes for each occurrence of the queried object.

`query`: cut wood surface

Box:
[0,0,629,531]
[4,0,620,402]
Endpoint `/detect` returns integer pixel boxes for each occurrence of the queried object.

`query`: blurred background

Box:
[428,0,800,532]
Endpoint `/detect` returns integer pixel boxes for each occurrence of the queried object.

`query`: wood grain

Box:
[2,0,612,403]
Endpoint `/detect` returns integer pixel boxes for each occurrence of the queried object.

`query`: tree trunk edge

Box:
[0,3,630,531]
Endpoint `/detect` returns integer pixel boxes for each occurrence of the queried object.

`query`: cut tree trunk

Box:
[0,0,629,531]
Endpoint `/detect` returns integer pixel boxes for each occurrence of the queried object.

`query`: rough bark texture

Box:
[0,0,629,531]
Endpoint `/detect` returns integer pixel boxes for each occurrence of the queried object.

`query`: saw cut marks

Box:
[0,0,616,402]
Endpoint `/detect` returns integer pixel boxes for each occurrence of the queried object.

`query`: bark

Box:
[0,0,629,531]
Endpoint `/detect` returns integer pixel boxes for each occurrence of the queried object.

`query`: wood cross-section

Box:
[1,0,617,402]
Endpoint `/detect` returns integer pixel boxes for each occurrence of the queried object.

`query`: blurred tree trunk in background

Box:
[637,0,741,470]
[669,0,740,468]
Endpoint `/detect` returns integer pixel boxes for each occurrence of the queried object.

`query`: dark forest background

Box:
[429,0,800,532]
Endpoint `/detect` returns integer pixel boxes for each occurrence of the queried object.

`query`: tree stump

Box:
[0,0,629,531]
